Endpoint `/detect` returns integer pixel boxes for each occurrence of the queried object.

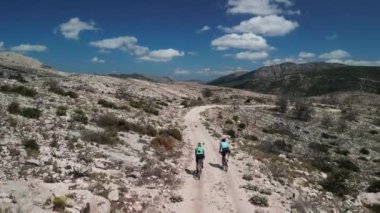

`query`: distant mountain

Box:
[209,62,380,96]
[108,73,175,84]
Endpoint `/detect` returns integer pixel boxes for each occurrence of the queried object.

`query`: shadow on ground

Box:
[209,163,223,170]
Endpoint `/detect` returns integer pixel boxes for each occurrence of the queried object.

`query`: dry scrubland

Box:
[201,92,380,212]
[0,67,264,212]
[0,52,379,212]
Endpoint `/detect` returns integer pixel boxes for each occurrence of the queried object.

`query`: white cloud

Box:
[234,51,268,60]
[91,36,184,62]
[90,36,149,56]
[299,51,316,58]
[211,33,269,51]
[227,0,298,16]
[197,25,211,33]
[0,42,4,50]
[58,17,97,40]
[174,69,191,75]
[10,44,47,52]
[139,48,184,62]
[263,57,306,66]
[326,59,380,66]
[221,15,298,36]
[91,57,105,64]
[319,49,351,60]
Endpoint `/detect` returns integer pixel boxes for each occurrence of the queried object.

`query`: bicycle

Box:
[196,159,203,179]
[222,155,228,172]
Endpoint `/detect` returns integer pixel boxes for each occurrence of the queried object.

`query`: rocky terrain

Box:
[0,53,379,213]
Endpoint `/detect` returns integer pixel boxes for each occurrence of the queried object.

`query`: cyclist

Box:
[219,137,230,165]
[195,143,205,170]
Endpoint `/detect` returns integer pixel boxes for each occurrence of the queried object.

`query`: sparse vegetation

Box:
[0,84,37,97]
[321,169,352,197]
[294,100,313,121]
[360,147,370,155]
[276,95,288,113]
[81,129,119,145]
[201,88,213,98]
[98,99,118,109]
[336,158,360,172]
[7,102,42,119]
[53,196,66,211]
[151,135,176,152]
[23,139,40,156]
[159,128,182,141]
[56,106,67,116]
[249,194,269,207]
[73,109,88,124]
[367,180,380,193]
[47,80,78,99]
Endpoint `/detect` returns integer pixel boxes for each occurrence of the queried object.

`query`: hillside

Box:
[209,63,380,96]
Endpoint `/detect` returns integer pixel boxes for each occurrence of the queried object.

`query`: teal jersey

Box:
[195,146,205,155]
[221,141,229,149]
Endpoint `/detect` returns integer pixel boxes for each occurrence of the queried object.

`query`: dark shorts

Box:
[221,148,230,157]
[196,154,205,163]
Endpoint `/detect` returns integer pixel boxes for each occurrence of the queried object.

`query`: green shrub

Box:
[225,120,233,125]
[160,128,182,141]
[73,109,88,124]
[274,140,292,153]
[225,129,236,138]
[232,115,239,122]
[249,195,268,207]
[56,106,67,116]
[320,114,334,129]
[335,148,350,156]
[360,147,370,155]
[367,180,380,193]
[201,88,213,98]
[20,107,42,119]
[321,169,352,197]
[341,108,358,122]
[23,139,40,156]
[53,196,66,211]
[238,123,246,130]
[294,101,313,121]
[309,142,330,153]
[65,91,79,99]
[98,99,118,109]
[244,134,258,141]
[276,96,288,113]
[336,159,360,172]
[0,85,37,97]
[7,102,20,114]
[81,129,119,145]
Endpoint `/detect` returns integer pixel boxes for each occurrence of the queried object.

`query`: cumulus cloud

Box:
[174,69,191,75]
[263,57,306,66]
[211,33,269,51]
[227,0,298,16]
[10,44,47,52]
[91,57,105,64]
[58,17,97,40]
[139,49,184,62]
[234,51,268,60]
[326,59,380,66]
[197,25,211,33]
[221,15,298,36]
[90,36,184,62]
[299,51,316,58]
[319,49,351,60]
[90,36,150,57]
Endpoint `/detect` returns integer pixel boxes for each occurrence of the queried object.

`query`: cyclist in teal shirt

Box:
[195,143,205,169]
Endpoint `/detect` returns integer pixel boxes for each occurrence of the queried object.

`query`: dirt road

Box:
[168,105,275,213]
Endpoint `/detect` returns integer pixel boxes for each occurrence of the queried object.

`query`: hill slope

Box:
[209,62,380,96]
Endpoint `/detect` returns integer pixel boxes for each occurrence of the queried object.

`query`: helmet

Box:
[221,138,226,142]
[198,142,202,146]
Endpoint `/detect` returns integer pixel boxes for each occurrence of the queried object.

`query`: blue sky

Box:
[0,0,379,80]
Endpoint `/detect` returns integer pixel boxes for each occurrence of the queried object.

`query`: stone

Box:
[108,190,119,202]
[26,159,40,166]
